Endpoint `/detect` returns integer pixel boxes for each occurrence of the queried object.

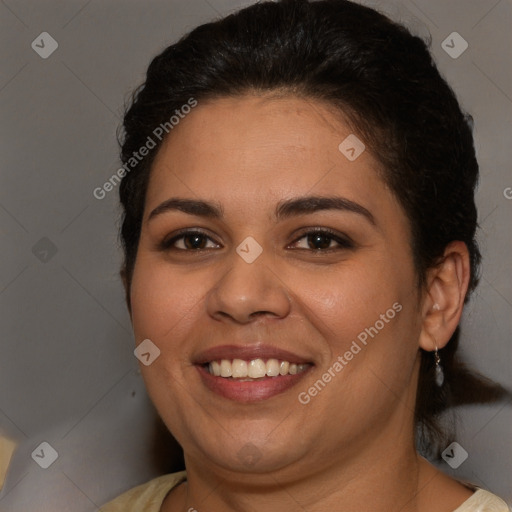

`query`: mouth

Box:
[193,345,314,402]
[205,358,310,379]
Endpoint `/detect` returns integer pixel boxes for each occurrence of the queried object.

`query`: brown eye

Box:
[182,233,208,249]
[307,232,334,250]
[290,229,354,251]
[160,230,220,251]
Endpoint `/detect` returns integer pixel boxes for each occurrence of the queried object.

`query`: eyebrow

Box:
[148,198,224,222]
[275,196,375,225]
[147,195,375,225]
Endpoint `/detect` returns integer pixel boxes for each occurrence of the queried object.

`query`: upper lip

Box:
[193,344,313,365]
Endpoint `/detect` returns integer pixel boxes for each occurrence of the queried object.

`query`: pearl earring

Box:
[434,346,444,387]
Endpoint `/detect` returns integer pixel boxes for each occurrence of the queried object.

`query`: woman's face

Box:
[129,94,424,477]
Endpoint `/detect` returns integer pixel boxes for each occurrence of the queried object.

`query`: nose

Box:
[205,246,291,324]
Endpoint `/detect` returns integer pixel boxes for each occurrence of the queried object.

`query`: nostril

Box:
[249,310,274,318]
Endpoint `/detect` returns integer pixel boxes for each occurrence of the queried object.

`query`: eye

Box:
[290,229,354,251]
[159,228,353,253]
[160,230,221,251]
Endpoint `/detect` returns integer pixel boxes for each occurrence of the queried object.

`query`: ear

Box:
[120,267,132,319]
[418,241,471,352]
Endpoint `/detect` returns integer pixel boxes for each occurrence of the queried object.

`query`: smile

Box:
[194,344,314,402]
[206,358,310,379]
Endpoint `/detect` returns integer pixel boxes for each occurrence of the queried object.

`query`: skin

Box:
[126,94,473,512]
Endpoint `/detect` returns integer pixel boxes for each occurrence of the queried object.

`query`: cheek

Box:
[129,256,206,343]
[289,260,409,350]
[293,257,420,411]
[298,268,419,411]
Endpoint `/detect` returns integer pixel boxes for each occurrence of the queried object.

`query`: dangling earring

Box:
[434,346,444,387]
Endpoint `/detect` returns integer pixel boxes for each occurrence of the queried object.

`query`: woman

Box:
[101,0,510,510]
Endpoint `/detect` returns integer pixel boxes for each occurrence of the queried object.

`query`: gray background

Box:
[0,0,510,510]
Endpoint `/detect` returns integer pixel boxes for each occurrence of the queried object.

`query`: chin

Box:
[182,429,305,476]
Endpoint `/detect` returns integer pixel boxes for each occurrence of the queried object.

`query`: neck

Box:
[165,431,430,512]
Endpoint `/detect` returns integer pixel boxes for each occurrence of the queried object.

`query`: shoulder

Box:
[453,489,510,512]
[99,471,187,512]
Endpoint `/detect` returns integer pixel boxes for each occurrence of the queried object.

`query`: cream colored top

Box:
[99,471,510,511]
[0,435,17,492]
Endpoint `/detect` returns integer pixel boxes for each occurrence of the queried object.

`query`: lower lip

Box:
[196,365,312,402]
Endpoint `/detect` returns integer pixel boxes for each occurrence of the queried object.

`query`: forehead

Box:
[145,94,391,218]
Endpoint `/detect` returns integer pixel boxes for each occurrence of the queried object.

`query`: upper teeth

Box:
[207,359,308,379]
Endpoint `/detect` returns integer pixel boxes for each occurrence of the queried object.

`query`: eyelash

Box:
[159,228,354,253]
